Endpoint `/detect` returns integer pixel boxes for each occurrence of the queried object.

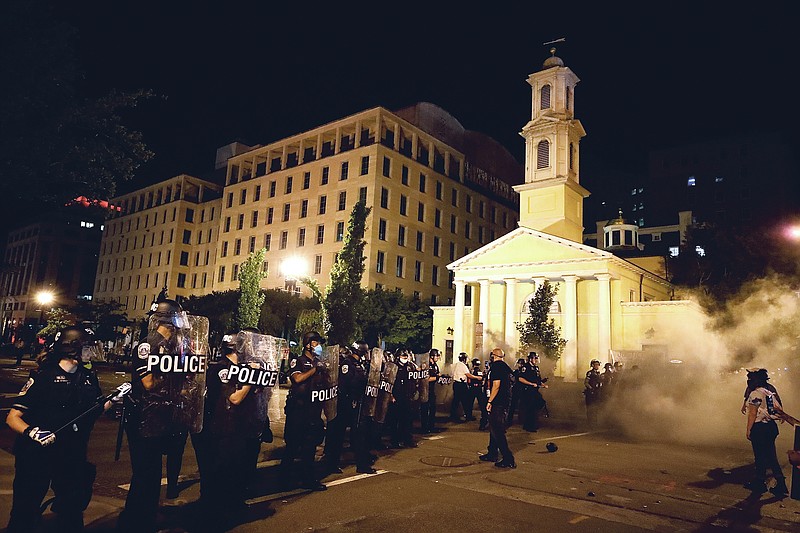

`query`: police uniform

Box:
[467,360,488,430]
[280,353,325,489]
[7,360,102,532]
[420,356,440,433]
[523,360,546,431]
[389,358,415,447]
[507,359,528,425]
[583,363,603,428]
[324,352,373,473]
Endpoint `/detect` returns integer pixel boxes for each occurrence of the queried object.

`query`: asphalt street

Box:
[1,359,799,532]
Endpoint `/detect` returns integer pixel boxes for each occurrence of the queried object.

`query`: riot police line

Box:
[5,297,540,532]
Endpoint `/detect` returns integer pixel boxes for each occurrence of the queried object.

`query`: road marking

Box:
[324,469,387,487]
[244,470,388,506]
[529,431,598,444]
[423,435,445,440]
[568,515,590,524]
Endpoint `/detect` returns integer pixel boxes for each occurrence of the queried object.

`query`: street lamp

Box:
[280,256,308,294]
[35,290,55,326]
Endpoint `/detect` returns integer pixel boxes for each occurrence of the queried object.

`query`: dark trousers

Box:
[750,421,785,483]
[487,405,513,463]
[420,393,437,431]
[507,386,522,424]
[390,400,413,445]
[165,431,188,496]
[280,402,323,485]
[325,403,370,469]
[119,432,187,533]
[8,439,90,533]
[585,394,601,428]
[450,382,472,420]
[469,388,489,428]
[523,389,544,431]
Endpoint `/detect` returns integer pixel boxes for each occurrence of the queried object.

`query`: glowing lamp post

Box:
[281,257,308,294]
[35,290,55,327]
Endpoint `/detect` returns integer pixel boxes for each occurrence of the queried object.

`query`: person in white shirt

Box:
[745,368,788,497]
[450,353,481,422]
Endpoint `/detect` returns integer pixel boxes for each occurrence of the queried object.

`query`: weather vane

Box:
[542,37,566,55]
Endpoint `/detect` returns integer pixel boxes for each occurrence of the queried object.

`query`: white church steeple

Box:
[513,48,589,242]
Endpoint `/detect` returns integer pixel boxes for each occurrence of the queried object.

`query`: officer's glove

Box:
[26,426,56,447]
[111,382,133,403]
[315,360,328,371]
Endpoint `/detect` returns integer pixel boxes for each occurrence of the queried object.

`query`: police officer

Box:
[119,299,204,533]
[389,350,416,448]
[324,341,376,474]
[506,358,527,426]
[450,353,474,422]
[5,326,130,533]
[467,358,489,430]
[420,349,440,433]
[583,359,603,428]
[522,352,548,432]
[279,331,328,491]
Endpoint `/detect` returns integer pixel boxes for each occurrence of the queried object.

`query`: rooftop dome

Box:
[543,47,564,69]
[605,208,631,227]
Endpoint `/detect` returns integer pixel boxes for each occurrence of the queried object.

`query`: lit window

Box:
[631,189,637,196]
[695,246,706,257]
[687,176,696,187]
[669,246,679,257]
[715,176,724,183]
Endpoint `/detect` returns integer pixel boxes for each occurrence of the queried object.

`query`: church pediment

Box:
[448,226,611,271]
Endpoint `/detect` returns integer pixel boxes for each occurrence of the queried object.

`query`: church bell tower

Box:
[514,49,589,242]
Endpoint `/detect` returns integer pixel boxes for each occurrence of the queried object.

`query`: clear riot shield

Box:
[361,348,384,418]
[374,360,398,424]
[414,352,430,404]
[313,345,339,422]
[139,314,208,437]
[237,331,285,430]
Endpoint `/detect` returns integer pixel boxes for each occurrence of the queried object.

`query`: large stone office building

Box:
[94,105,522,317]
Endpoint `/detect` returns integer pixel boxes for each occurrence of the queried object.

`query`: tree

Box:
[182,290,240,343]
[236,248,266,330]
[37,308,74,342]
[356,288,432,352]
[69,299,129,343]
[303,201,371,345]
[0,1,154,232]
[516,280,566,360]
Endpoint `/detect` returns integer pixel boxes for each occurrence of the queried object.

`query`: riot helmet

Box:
[353,340,369,357]
[429,348,440,360]
[528,351,539,360]
[221,330,238,355]
[52,326,90,358]
[471,358,481,366]
[302,331,326,347]
[151,299,190,330]
[458,353,468,363]
[590,359,601,368]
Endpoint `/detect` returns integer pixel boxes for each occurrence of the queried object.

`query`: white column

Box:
[504,278,518,353]
[562,275,578,382]
[454,280,465,357]
[478,279,490,355]
[597,274,612,363]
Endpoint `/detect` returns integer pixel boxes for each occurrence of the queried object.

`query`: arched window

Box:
[566,87,571,110]
[569,143,575,170]
[540,84,551,109]
[537,140,550,169]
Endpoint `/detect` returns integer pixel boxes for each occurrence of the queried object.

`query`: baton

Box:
[53,392,116,435]
[114,403,126,461]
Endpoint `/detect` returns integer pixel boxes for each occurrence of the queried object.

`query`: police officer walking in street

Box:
[324,340,376,475]
[522,352,548,432]
[420,348,441,433]
[479,348,515,469]
[5,326,131,532]
[583,359,603,428]
[279,331,328,491]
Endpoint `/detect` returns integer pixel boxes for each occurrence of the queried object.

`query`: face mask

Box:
[313,344,324,357]
[399,357,409,364]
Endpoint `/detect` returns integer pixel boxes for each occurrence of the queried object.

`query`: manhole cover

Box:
[420,456,474,468]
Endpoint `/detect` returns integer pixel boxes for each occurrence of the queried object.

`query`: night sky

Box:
[54,2,797,200]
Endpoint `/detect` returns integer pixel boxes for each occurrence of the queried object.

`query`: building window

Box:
[416,231,424,252]
[435,181,442,200]
[298,228,306,247]
[234,238,242,255]
[450,214,457,234]
[378,219,387,240]
[396,256,404,278]
[341,161,349,180]
[236,213,244,230]
[285,176,293,194]
[451,188,458,207]
[282,203,290,221]
[569,143,575,170]
[219,265,226,282]
[185,208,194,222]
[382,156,390,177]
[180,251,189,266]
[264,233,271,251]
[269,181,276,197]
[417,202,425,222]
[300,199,308,218]
[380,187,389,209]
[414,260,422,282]
[224,217,231,232]
[279,231,288,249]
[249,235,256,253]
[182,230,191,244]
[419,173,426,193]
[232,264,239,281]
[227,192,233,208]
[254,184,261,201]
[434,209,441,228]
[240,189,247,204]
[465,195,472,213]
[431,265,439,286]
[537,140,550,169]
[336,221,345,242]
[397,225,406,246]
[433,236,440,257]
[652,233,662,242]
[251,210,259,227]
[540,84,551,109]
[314,255,323,274]
[376,251,385,273]
[321,167,329,185]
[449,242,455,261]
[687,176,696,186]
[303,172,310,189]
[221,241,228,257]
[338,191,346,211]
[316,225,325,244]
[319,196,327,215]
[267,207,274,224]
[401,165,408,185]
[399,195,407,216]
[465,220,471,239]
[177,273,186,288]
